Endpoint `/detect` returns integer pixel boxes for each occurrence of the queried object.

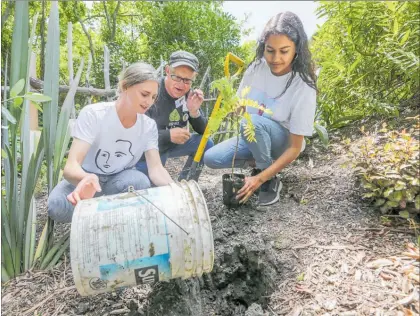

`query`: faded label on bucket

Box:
[96,198,147,212]
[99,253,170,284]
[135,265,159,284]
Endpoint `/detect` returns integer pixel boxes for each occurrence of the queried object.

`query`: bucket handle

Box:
[128,186,189,235]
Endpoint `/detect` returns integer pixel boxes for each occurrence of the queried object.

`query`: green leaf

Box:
[46,238,70,270]
[374,199,386,207]
[31,102,43,112]
[383,188,394,197]
[53,59,85,186]
[13,97,23,107]
[389,191,403,202]
[1,149,7,159]
[1,106,16,124]
[393,19,399,35]
[394,180,407,191]
[348,55,362,75]
[43,0,60,193]
[314,122,329,146]
[40,231,70,270]
[363,192,377,198]
[9,0,29,133]
[399,210,410,219]
[24,93,52,103]
[415,195,420,210]
[9,79,25,98]
[296,272,305,281]
[405,189,416,202]
[400,30,411,46]
[385,200,399,208]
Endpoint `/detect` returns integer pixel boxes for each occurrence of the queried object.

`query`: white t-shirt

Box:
[238,59,316,136]
[72,102,158,175]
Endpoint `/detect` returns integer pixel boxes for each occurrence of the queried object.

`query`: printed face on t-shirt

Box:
[94,139,134,174]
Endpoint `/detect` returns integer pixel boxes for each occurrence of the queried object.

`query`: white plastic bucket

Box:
[70,180,214,296]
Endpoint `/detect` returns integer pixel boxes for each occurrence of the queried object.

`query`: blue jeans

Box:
[204,115,290,170]
[136,134,214,180]
[48,169,151,223]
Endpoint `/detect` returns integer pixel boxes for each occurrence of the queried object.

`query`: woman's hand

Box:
[236,175,264,204]
[67,174,102,206]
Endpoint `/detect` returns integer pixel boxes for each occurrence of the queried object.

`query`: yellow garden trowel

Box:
[180,52,245,181]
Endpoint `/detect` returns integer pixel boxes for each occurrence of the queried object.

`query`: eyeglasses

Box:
[170,74,195,85]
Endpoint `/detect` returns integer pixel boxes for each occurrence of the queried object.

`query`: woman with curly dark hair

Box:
[204,11,317,206]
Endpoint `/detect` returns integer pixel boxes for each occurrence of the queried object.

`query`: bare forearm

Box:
[259,147,301,182]
[149,166,174,186]
[63,162,91,187]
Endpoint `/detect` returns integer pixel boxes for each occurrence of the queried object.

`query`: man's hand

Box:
[186,89,204,117]
[67,174,101,206]
[236,175,264,204]
[170,128,191,144]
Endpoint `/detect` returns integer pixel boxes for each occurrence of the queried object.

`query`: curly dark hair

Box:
[249,11,317,98]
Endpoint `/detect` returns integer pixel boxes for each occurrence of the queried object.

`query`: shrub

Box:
[350,121,420,214]
[312,1,420,128]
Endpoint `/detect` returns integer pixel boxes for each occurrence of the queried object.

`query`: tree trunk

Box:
[78,17,96,66]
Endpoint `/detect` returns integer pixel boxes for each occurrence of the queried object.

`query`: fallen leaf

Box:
[401,276,410,294]
[398,289,419,305]
[323,299,337,311]
[408,272,420,283]
[380,272,393,280]
[355,270,362,281]
[403,308,414,316]
[402,252,420,260]
[1,293,13,304]
[341,262,349,274]
[366,258,394,269]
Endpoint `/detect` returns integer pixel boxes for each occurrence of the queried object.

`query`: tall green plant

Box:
[34,1,85,268]
[1,1,84,281]
[2,10,48,281]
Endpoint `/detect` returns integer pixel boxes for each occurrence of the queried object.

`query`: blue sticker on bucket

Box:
[99,253,171,282]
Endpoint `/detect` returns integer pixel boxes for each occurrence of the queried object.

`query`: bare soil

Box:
[2,108,419,316]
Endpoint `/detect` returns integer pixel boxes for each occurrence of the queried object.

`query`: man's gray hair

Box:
[118,62,159,93]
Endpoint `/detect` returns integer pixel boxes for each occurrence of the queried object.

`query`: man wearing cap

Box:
[136,50,213,181]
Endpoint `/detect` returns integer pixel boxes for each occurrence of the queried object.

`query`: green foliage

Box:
[313,121,329,146]
[2,1,245,106]
[207,76,270,141]
[207,75,272,173]
[313,1,420,127]
[350,122,420,214]
[140,1,243,82]
[1,2,78,282]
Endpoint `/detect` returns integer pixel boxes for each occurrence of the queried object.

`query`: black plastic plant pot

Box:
[222,173,245,208]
